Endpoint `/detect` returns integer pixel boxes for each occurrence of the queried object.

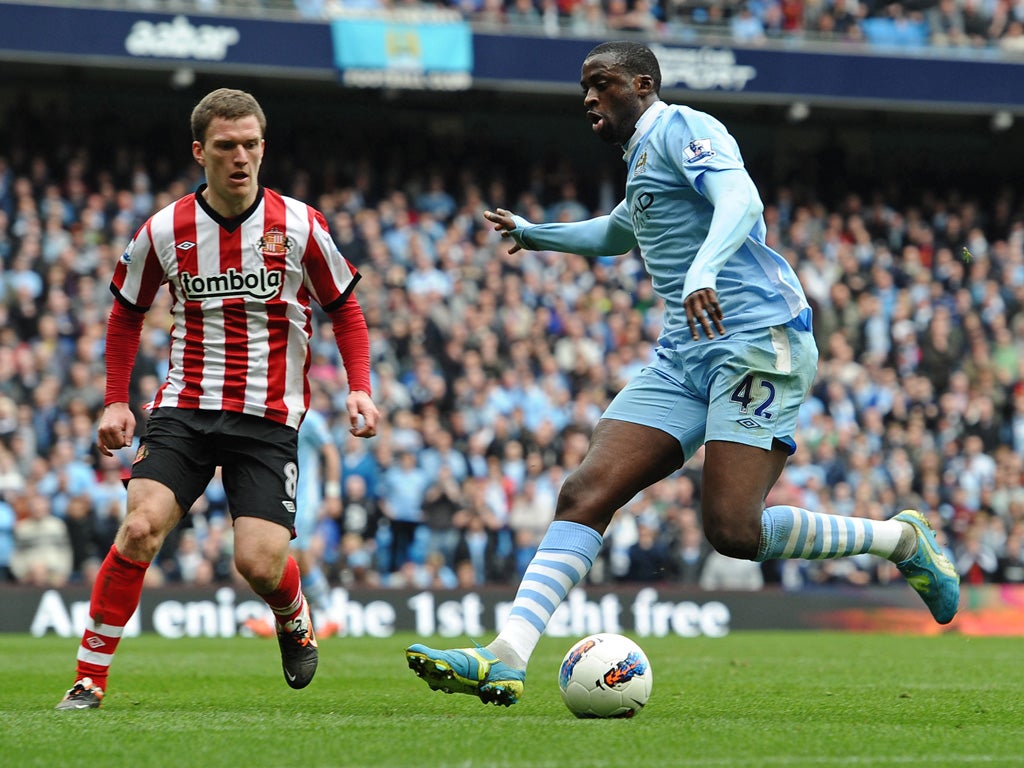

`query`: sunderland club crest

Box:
[256,227,293,257]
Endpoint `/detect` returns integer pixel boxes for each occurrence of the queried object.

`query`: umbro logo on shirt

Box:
[175,241,197,251]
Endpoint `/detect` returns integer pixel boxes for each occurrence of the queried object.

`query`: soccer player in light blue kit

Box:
[292,407,343,633]
[406,41,960,706]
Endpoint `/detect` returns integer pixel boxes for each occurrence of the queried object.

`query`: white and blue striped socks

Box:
[488,520,603,669]
[488,509,913,669]
[756,505,913,562]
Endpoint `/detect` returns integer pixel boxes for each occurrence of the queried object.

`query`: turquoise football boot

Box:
[406,643,525,706]
[894,510,960,625]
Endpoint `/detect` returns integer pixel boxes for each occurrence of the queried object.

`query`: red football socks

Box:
[74,545,149,690]
[261,556,306,628]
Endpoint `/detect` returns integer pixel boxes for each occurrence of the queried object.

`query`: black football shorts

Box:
[129,407,299,535]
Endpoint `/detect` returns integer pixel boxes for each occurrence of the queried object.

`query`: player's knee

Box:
[235,554,282,593]
[556,473,586,511]
[118,514,165,560]
[702,508,760,560]
[555,472,616,530]
[705,527,758,560]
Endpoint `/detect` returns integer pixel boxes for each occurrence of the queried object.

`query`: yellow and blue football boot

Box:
[406,643,525,707]
[894,510,960,625]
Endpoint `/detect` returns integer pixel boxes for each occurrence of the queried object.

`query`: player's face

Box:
[192,115,264,214]
[580,53,648,146]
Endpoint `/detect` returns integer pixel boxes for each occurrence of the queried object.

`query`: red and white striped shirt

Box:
[111,185,359,429]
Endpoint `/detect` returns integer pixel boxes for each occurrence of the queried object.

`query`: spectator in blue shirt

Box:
[379,448,431,571]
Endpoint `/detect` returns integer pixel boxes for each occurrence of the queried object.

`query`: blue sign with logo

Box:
[470,33,1024,112]
[0,3,335,71]
[330,14,472,90]
[0,2,1021,109]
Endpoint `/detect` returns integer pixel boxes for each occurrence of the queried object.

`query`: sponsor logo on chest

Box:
[178,266,283,301]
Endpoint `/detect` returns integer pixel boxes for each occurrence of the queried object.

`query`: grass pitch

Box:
[2,631,1022,767]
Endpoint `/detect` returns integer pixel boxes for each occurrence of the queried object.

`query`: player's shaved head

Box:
[585,41,662,95]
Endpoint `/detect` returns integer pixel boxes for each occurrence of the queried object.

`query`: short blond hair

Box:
[190,88,266,144]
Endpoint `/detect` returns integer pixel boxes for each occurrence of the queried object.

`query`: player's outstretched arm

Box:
[483,208,530,254]
[484,204,635,259]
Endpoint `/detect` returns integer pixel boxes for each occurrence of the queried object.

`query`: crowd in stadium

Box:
[2,114,1023,597]
[464,0,1024,50]
[263,0,1024,51]
[84,0,1024,51]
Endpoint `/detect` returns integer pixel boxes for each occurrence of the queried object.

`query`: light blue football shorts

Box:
[602,322,818,461]
[292,489,320,550]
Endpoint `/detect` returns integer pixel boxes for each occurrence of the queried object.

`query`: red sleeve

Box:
[104,300,146,406]
[327,294,372,395]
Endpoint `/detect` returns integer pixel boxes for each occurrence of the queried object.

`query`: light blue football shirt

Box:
[519,101,810,356]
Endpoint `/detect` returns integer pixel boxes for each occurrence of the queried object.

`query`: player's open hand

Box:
[347,390,380,439]
[683,288,726,340]
[97,402,136,457]
[483,208,522,254]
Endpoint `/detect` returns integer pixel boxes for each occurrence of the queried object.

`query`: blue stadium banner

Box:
[0,2,336,73]
[471,33,1024,113]
[330,11,472,90]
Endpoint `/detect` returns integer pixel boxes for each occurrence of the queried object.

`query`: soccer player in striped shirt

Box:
[406,41,959,707]
[56,88,380,710]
